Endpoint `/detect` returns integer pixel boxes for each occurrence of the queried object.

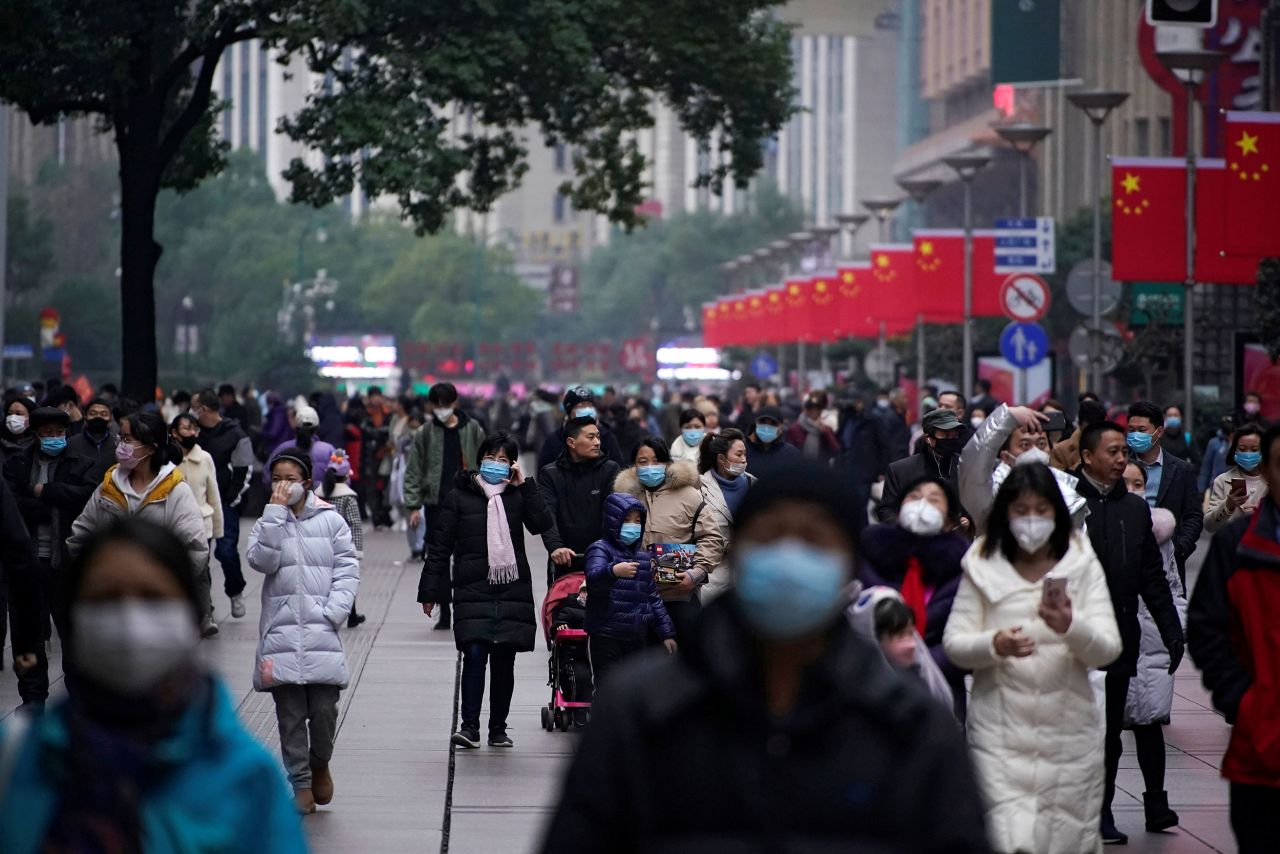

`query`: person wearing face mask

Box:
[944,463,1121,854]
[66,398,118,482]
[170,412,223,638]
[263,405,336,488]
[0,519,307,853]
[784,392,841,464]
[1127,401,1203,586]
[877,409,967,524]
[404,382,487,631]
[0,397,35,462]
[873,387,912,464]
[192,388,254,620]
[742,406,800,485]
[542,460,990,853]
[537,386,625,470]
[250,450,360,815]
[582,493,676,689]
[1119,462,1189,835]
[858,476,970,718]
[1204,423,1268,533]
[697,429,755,603]
[958,403,1086,535]
[1159,404,1195,465]
[668,408,706,465]
[1073,421,1185,845]
[1237,390,1268,430]
[613,438,727,641]
[419,434,553,750]
[319,451,366,628]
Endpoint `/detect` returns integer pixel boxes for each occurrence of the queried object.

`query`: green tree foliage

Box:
[0,0,797,399]
[5,194,54,300]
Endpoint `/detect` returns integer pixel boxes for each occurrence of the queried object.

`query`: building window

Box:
[554,143,566,173]
[1159,117,1172,156]
[828,36,844,218]
[1134,118,1150,157]
[221,48,233,141]
[553,192,566,224]
[239,41,251,148]
[258,47,269,153]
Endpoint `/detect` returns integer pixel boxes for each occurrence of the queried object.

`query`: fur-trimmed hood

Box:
[613,460,700,497]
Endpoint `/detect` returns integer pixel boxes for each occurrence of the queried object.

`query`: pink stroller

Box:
[539,571,592,731]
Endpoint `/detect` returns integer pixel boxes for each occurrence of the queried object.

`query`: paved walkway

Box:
[1,523,1239,853]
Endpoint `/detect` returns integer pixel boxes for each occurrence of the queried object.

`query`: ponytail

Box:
[322,467,338,498]
[698,428,746,474]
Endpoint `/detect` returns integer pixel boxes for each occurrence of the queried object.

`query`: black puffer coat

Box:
[418,471,554,651]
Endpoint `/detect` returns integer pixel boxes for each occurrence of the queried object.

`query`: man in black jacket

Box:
[1,407,92,708]
[65,398,118,482]
[537,386,624,471]
[1126,400,1204,584]
[877,408,965,523]
[192,388,255,619]
[539,417,620,586]
[1075,420,1185,845]
[742,406,800,485]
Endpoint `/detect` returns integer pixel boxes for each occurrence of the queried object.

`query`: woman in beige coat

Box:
[172,412,224,636]
[1204,423,1267,533]
[613,438,726,640]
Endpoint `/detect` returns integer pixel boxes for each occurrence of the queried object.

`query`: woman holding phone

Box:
[944,463,1121,854]
[1204,423,1267,533]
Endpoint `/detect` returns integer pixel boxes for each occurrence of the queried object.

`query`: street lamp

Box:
[896,177,943,205]
[835,213,871,259]
[1068,89,1129,395]
[861,198,904,242]
[895,176,945,409]
[943,152,992,401]
[1158,50,1226,436]
[181,295,194,379]
[993,123,1052,218]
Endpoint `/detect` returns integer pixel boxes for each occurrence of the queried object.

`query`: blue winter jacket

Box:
[0,677,307,854]
[584,492,676,641]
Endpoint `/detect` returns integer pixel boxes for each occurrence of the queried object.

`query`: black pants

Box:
[13,558,60,703]
[589,635,647,693]
[459,641,517,735]
[1231,782,1280,853]
[1102,669,1132,819]
[424,504,449,625]
[1131,722,1167,793]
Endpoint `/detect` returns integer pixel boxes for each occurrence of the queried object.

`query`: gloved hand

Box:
[1167,638,1185,674]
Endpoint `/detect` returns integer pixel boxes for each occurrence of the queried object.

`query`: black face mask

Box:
[85,418,111,437]
[178,434,198,450]
[932,436,965,460]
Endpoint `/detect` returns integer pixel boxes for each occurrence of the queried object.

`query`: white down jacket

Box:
[1124,507,1189,726]
[249,495,360,691]
[943,534,1122,854]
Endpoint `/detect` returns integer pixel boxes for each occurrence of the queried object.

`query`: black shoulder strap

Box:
[689,499,705,545]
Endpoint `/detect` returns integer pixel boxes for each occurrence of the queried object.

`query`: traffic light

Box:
[1146,0,1217,28]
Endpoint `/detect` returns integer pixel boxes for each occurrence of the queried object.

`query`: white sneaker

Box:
[230,595,246,618]
[201,615,220,638]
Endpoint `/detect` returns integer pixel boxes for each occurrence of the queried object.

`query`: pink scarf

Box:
[476,476,518,585]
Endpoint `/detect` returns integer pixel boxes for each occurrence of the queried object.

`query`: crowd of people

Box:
[0,374,1275,852]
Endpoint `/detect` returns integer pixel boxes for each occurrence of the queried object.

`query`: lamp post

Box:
[1067,89,1129,395]
[181,295,194,379]
[896,177,944,406]
[1158,49,1226,439]
[835,213,871,259]
[862,198,903,243]
[788,231,814,389]
[993,123,1052,218]
[943,152,992,401]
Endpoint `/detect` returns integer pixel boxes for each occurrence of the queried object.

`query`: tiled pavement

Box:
[1,523,1240,853]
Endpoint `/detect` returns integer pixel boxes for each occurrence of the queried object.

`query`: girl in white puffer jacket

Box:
[249,449,360,815]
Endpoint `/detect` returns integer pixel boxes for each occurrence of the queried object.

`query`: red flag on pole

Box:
[702,303,720,348]
[1223,111,1280,256]
[744,291,768,345]
[762,286,786,344]
[1196,160,1261,285]
[835,263,875,337]
[808,272,839,342]
[1111,157,1188,282]
[782,277,809,343]
[913,231,965,322]
[868,244,917,329]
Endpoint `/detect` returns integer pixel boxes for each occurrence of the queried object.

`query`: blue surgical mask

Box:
[619,522,643,545]
[755,424,780,443]
[576,407,597,422]
[39,436,67,456]
[1165,417,1182,432]
[734,539,849,639]
[1127,431,1154,454]
[479,460,511,484]
[682,429,705,447]
[637,464,667,488]
[1235,450,1262,472]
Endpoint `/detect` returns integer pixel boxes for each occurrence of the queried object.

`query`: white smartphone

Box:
[1042,575,1068,609]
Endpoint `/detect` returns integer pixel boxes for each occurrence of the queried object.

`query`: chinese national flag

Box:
[725,296,749,346]
[744,291,768,345]
[702,303,720,348]
[1111,157,1187,282]
[808,273,839,342]
[782,277,810,342]
[1224,111,1280,256]
[762,286,786,344]
[868,245,917,331]
[1196,161,1260,285]
[914,231,965,322]
[835,264,875,338]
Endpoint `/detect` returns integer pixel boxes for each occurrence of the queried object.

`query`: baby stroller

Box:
[540,571,593,732]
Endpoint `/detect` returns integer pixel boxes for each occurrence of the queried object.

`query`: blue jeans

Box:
[459,642,517,735]
[213,503,247,597]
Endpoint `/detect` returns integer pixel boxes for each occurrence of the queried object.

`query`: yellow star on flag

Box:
[920,242,934,256]
[1121,173,1141,194]
[1236,131,1260,157]
[875,255,889,268]
[841,270,855,284]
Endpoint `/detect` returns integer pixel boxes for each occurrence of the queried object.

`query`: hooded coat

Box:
[418,471,554,651]
[248,494,360,690]
[1125,507,1189,727]
[943,534,1122,854]
[583,492,675,641]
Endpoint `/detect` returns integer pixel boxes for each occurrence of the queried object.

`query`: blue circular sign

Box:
[750,351,779,378]
[999,322,1049,369]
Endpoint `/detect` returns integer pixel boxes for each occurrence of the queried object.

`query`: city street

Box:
[0,520,1242,853]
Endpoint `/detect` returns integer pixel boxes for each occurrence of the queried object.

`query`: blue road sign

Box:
[750,351,779,378]
[994,216,1055,274]
[999,322,1049,369]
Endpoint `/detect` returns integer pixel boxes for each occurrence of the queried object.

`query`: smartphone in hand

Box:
[1041,575,1068,609]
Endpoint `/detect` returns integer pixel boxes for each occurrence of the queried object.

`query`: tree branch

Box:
[156,27,251,168]
[155,26,258,101]
[27,99,111,124]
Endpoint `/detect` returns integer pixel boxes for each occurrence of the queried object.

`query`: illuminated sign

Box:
[656,346,733,382]
[306,334,397,380]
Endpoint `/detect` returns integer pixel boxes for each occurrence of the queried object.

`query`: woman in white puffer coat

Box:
[944,463,1121,854]
[249,449,360,815]
[1119,462,1189,834]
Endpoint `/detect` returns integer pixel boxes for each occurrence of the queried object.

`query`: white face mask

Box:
[434,408,455,423]
[1015,447,1051,467]
[286,482,306,506]
[726,461,748,477]
[970,416,984,430]
[6,414,27,435]
[899,499,945,536]
[72,599,200,696]
[1010,515,1055,553]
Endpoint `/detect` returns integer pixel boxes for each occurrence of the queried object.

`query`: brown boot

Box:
[294,788,316,815]
[311,761,334,805]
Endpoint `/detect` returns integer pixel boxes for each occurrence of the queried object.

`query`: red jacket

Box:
[1189,501,1280,786]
